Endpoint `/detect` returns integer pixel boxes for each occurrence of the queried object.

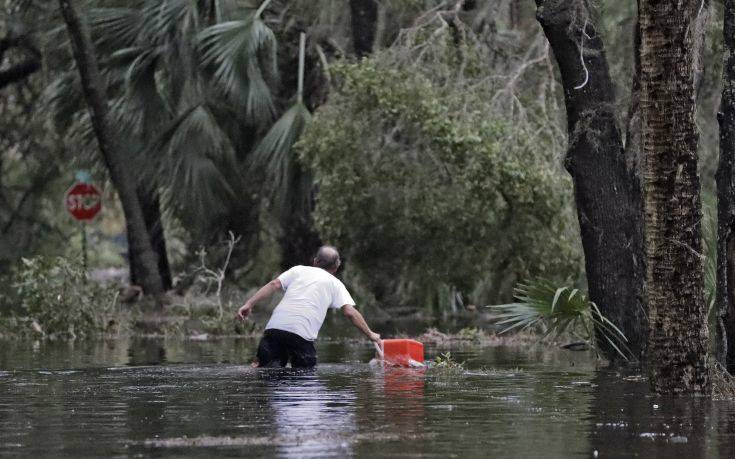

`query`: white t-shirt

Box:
[265,265,356,341]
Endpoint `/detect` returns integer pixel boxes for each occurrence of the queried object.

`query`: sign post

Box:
[64,171,102,273]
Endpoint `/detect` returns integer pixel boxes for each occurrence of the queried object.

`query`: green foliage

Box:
[702,193,717,316]
[198,4,278,123]
[10,256,118,338]
[251,101,312,210]
[47,0,284,237]
[489,279,631,360]
[456,327,483,342]
[431,352,465,371]
[298,53,582,308]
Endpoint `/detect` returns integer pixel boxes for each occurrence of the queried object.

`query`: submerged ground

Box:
[0,334,734,457]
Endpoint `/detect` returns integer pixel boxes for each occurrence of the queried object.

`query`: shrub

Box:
[11,256,118,338]
[298,56,582,309]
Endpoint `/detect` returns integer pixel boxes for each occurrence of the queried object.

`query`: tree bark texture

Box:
[130,187,172,291]
[639,0,710,394]
[535,0,647,361]
[349,0,378,57]
[716,0,735,373]
[59,0,165,297]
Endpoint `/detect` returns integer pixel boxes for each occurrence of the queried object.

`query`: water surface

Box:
[0,337,733,457]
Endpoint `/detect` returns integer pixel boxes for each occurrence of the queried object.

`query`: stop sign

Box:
[64,182,102,221]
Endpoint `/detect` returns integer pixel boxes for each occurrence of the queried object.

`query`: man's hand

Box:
[234,279,282,322]
[370,332,384,356]
[236,302,253,321]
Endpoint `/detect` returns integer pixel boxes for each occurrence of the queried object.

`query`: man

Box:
[236,245,383,368]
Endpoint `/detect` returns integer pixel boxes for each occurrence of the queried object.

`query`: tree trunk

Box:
[717,0,735,373]
[59,0,164,298]
[639,0,709,394]
[349,0,379,57]
[130,187,172,291]
[535,0,647,361]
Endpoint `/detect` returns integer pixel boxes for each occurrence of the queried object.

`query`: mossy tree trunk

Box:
[535,0,647,361]
[716,0,735,373]
[59,0,164,298]
[639,0,709,394]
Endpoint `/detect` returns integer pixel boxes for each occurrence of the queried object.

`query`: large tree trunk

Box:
[717,0,735,373]
[130,187,172,291]
[349,0,379,57]
[535,0,647,361]
[59,0,164,298]
[639,0,709,394]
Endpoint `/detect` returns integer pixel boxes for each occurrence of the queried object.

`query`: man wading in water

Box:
[236,246,383,368]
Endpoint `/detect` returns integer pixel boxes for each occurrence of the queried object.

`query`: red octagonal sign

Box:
[65,182,102,221]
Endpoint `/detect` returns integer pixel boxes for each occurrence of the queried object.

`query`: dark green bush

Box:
[298,54,582,309]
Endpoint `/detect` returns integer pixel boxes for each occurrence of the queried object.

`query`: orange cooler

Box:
[383,339,424,366]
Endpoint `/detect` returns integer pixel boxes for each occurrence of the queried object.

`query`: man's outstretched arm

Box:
[236,279,282,320]
[342,304,383,352]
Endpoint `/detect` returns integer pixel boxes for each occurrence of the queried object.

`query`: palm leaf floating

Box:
[488,279,632,360]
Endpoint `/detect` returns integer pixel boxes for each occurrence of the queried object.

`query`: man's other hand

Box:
[236,302,253,321]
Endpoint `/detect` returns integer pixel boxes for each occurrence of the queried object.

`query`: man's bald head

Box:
[313,245,341,272]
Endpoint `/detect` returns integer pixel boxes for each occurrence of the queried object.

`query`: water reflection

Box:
[381,367,426,423]
[260,369,357,456]
[588,368,735,457]
[1,338,735,456]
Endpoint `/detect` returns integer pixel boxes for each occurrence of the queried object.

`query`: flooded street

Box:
[1,337,734,457]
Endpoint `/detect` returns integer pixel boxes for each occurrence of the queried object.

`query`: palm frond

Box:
[702,193,717,316]
[140,0,198,43]
[89,7,145,53]
[488,279,632,360]
[197,14,277,124]
[44,72,83,132]
[149,104,240,223]
[250,102,312,207]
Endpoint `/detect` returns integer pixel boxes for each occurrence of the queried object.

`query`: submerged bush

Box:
[9,256,118,338]
[298,46,582,309]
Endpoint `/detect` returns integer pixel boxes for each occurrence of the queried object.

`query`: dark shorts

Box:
[256,329,317,368]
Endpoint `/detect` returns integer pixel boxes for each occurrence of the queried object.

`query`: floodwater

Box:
[0,337,734,457]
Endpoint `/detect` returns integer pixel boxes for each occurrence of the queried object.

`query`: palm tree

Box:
[250,32,319,269]
[49,0,314,277]
[58,0,165,297]
[639,0,710,394]
[717,0,735,373]
[89,0,278,224]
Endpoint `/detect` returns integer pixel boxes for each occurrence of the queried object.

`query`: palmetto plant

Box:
[489,279,632,360]
[250,32,312,211]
